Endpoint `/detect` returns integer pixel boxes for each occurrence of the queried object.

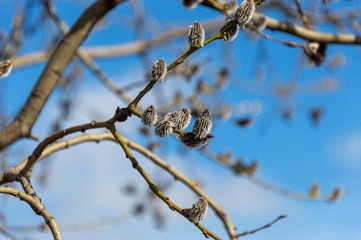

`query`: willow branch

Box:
[0,227,18,240]
[201,149,339,203]
[43,0,133,105]
[12,18,223,70]
[122,138,236,239]
[0,186,62,240]
[105,124,221,239]
[5,212,127,233]
[127,19,230,111]
[0,0,123,150]
[12,10,361,72]
[0,119,114,185]
[257,13,361,44]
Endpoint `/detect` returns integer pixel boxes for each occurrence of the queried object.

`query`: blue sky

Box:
[1,0,361,240]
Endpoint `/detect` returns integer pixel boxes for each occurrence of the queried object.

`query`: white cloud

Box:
[327,130,361,168]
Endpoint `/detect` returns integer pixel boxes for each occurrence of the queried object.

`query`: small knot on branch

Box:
[114,107,132,122]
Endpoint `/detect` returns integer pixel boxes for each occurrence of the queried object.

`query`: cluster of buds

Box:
[221,0,256,42]
[0,60,13,78]
[141,106,213,148]
[142,106,192,137]
[182,197,208,223]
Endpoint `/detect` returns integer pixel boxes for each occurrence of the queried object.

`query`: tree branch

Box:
[0,0,124,150]
[0,186,62,240]
[236,215,286,238]
[106,124,221,239]
[43,0,133,105]
[12,11,360,71]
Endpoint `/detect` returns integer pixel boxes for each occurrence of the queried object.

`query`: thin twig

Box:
[5,213,128,233]
[201,149,337,203]
[236,215,286,237]
[0,227,18,240]
[293,0,312,30]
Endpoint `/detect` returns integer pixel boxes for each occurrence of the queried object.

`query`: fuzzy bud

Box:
[188,21,205,48]
[189,197,208,223]
[155,120,173,137]
[154,112,177,137]
[141,105,158,126]
[162,111,179,123]
[173,107,192,131]
[150,58,167,82]
[0,60,13,78]
[233,0,255,29]
[222,20,240,41]
[192,109,212,139]
[179,132,213,148]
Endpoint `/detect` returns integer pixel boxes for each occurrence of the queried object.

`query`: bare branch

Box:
[236,215,286,238]
[105,124,222,239]
[0,186,62,240]
[0,0,124,150]
[43,0,133,105]
[0,119,112,184]
[0,226,18,240]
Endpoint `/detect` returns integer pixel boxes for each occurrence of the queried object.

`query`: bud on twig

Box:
[193,109,212,139]
[142,105,158,126]
[179,132,213,148]
[173,107,192,131]
[222,20,240,41]
[154,112,177,137]
[0,60,13,78]
[155,120,173,137]
[188,21,205,48]
[150,58,167,82]
[189,197,208,223]
[233,0,255,29]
